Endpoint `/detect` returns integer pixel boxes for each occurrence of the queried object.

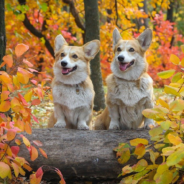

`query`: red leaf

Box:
[18,93,28,106]
[32,115,39,123]
[11,146,20,156]
[35,167,43,178]
[31,99,41,105]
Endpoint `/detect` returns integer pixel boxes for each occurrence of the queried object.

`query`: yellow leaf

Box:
[24,90,33,102]
[11,97,22,113]
[157,70,175,79]
[157,98,169,109]
[181,58,184,67]
[130,138,148,146]
[181,45,184,53]
[15,44,29,57]
[13,75,20,89]
[160,121,171,130]
[168,133,182,145]
[0,162,11,179]
[170,54,180,65]
[12,162,19,177]
[17,72,29,84]
[22,136,30,147]
[171,72,183,83]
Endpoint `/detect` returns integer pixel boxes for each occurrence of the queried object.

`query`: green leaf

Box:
[157,70,175,79]
[164,85,180,96]
[170,54,180,65]
[171,72,183,83]
[149,126,163,137]
[117,148,130,164]
[40,3,48,12]
[132,159,148,172]
[167,149,184,166]
[160,121,171,130]
[142,109,159,119]
[170,99,184,111]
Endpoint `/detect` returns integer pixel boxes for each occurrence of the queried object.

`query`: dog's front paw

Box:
[109,122,120,130]
[77,123,89,130]
[144,119,155,129]
[54,120,66,128]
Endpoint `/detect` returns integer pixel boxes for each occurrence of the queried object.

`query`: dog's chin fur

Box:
[53,61,89,85]
[111,54,147,81]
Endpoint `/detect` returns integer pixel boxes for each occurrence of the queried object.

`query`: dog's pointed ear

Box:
[83,40,100,60]
[137,28,152,51]
[113,28,122,48]
[54,34,67,53]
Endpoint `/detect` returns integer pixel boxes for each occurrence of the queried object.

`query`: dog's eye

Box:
[61,53,65,57]
[129,48,135,52]
[72,54,78,59]
[117,47,121,52]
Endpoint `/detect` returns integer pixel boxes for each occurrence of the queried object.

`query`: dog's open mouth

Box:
[62,66,77,75]
[119,60,135,71]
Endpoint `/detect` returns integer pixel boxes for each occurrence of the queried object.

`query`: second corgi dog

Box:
[48,34,100,129]
[94,28,155,130]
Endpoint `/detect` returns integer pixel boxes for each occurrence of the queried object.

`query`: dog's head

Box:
[111,28,152,80]
[53,34,100,84]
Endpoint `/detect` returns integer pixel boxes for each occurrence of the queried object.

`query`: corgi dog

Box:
[48,34,100,129]
[94,28,154,130]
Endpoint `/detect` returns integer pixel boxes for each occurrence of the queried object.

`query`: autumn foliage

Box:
[0,44,65,183]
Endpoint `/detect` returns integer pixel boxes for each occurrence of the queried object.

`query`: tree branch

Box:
[18,0,54,58]
[62,0,85,31]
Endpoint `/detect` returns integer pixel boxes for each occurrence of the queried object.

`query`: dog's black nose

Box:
[118,56,125,62]
[61,61,67,67]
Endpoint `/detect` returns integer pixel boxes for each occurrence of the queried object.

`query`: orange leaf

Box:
[30,146,38,161]
[15,44,29,57]
[23,59,33,67]
[15,139,21,145]
[134,143,146,159]
[1,91,10,101]
[2,55,13,68]
[25,122,32,134]
[0,101,11,112]
[168,133,182,145]
[31,99,41,105]
[11,97,22,113]
[30,173,42,184]
[7,129,16,141]
[39,148,48,158]
[23,163,32,172]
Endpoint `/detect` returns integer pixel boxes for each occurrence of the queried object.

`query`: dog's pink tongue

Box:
[62,68,71,74]
[120,63,129,71]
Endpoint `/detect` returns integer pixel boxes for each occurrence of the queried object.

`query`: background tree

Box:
[84,0,105,110]
[0,0,6,71]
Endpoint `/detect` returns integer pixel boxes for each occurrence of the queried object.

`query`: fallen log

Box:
[18,128,151,182]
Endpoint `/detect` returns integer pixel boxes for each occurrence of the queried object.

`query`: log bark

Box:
[18,128,151,182]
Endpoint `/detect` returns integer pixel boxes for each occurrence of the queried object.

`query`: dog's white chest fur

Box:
[53,83,93,109]
[110,76,152,107]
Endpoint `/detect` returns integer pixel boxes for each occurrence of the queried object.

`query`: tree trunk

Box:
[84,0,105,111]
[18,129,151,182]
[0,0,6,71]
